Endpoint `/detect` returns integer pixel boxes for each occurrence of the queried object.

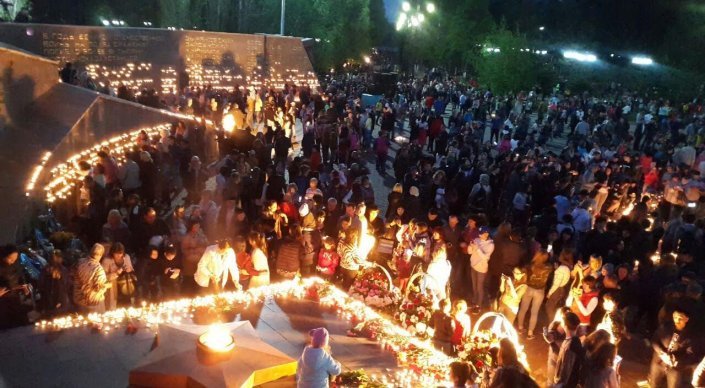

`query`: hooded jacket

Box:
[296,346,342,388]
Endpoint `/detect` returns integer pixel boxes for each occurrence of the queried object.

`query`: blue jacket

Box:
[296,346,342,388]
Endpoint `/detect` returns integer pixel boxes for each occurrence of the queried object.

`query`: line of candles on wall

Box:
[43,124,169,203]
[86,61,318,95]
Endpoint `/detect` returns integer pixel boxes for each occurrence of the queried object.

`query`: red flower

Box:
[475,360,484,369]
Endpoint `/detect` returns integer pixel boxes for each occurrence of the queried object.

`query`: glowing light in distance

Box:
[426,3,435,13]
[402,1,411,12]
[631,56,654,65]
[563,50,597,62]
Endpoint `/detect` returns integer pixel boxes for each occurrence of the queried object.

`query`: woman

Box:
[583,331,620,388]
[498,266,527,324]
[275,225,303,280]
[386,183,404,219]
[516,249,552,339]
[101,209,131,249]
[424,245,452,304]
[101,243,136,309]
[73,243,110,314]
[247,232,270,288]
[137,246,164,302]
[338,229,368,289]
[489,338,537,388]
[451,300,471,353]
[180,220,208,295]
[38,250,71,317]
[296,327,341,387]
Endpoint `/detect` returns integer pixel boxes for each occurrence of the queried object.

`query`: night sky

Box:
[384,0,398,22]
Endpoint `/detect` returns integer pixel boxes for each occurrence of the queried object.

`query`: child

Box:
[316,236,340,282]
[451,300,471,352]
[234,236,257,290]
[431,298,455,355]
[296,327,342,387]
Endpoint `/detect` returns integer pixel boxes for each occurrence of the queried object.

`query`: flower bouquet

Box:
[192,296,247,325]
[347,318,384,340]
[455,330,498,372]
[394,291,434,339]
[348,269,400,312]
[333,369,386,388]
[397,344,448,381]
[305,281,335,302]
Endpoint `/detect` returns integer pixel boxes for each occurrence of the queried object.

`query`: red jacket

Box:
[317,249,340,275]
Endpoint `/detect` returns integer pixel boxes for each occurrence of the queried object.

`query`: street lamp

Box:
[396,1,435,30]
[280,0,285,35]
[363,55,371,64]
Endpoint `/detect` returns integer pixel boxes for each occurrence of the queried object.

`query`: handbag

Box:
[117,271,138,296]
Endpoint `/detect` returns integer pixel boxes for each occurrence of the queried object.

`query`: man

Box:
[73,244,110,314]
[195,240,241,293]
[552,311,584,388]
[650,308,703,388]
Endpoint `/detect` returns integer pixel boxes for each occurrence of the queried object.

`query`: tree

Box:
[473,27,555,94]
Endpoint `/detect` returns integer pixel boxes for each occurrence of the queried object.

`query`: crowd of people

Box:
[2,69,705,387]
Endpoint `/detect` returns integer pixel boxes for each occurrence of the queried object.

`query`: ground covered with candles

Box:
[0,278,650,387]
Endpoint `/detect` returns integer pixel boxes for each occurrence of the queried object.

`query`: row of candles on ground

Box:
[34,277,453,385]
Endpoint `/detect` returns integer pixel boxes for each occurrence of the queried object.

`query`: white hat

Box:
[299,203,310,217]
[410,186,420,197]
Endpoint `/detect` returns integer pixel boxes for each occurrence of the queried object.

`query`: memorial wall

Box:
[0,23,318,93]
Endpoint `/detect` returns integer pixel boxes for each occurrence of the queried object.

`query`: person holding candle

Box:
[296,327,341,388]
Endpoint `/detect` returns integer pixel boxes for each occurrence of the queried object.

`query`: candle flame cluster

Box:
[86,62,318,96]
[43,124,169,203]
[25,151,53,196]
[35,278,453,385]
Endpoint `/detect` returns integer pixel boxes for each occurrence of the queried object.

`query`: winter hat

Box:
[309,327,329,348]
[299,203,310,217]
[409,186,420,197]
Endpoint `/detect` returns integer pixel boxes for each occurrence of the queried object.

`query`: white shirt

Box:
[548,265,570,297]
[426,259,451,295]
[249,248,270,287]
[195,245,239,288]
[469,238,495,273]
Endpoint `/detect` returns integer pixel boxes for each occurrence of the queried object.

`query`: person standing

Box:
[517,250,553,339]
[0,245,32,328]
[180,220,208,295]
[195,240,241,293]
[468,226,494,311]
[551,311,585,388]
[650,308,703,388]
[247,232,270,288]
[101,243,135,309]
[545,250,573,322]
[374,130,391,174]
[498,266,527,325]
[296,327,342,388]
[73,244,110,314]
